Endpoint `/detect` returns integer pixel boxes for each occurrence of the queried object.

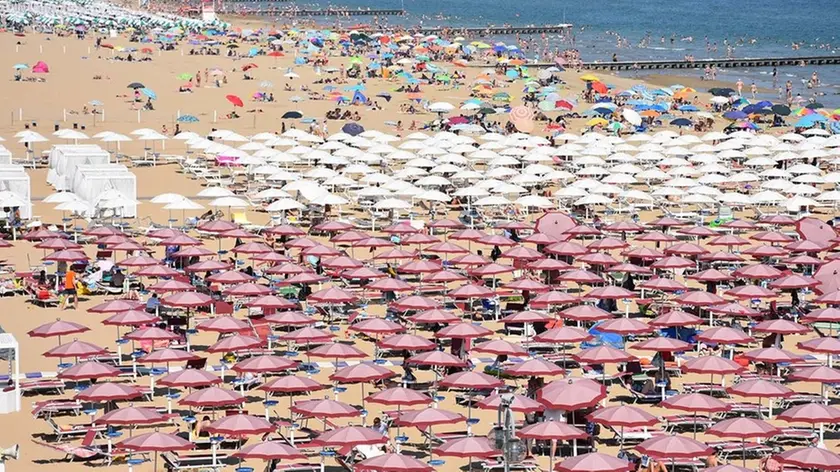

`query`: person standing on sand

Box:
[750,82,757,99]
[736,78,743,96]
[60,269,78,310]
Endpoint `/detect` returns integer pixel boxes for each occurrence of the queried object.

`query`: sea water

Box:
[250,0,840,108]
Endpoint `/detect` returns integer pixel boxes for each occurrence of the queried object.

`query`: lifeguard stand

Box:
[0,334,20,414]
[202,1,217,22]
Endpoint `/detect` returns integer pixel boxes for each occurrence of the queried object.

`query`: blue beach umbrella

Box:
[795,115,827,127]
[141,88,157,100]
[177,115,199,123]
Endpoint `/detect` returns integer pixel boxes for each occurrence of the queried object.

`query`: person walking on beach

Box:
[60,269,78,310]
[750,82,757,99]
[736,78,744,96]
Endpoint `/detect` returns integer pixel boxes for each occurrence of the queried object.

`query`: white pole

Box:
[39,44,43,54]
[102,109,105,122]
[137,110,141,123]
[63,109,66,122]
[18,108,22,121]
[14,342,20,412]
[213,110,217,123]
[88,46,91,55]
[177,110,181,118]
[62,45,66,54]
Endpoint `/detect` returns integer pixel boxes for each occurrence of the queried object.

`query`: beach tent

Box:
[0,146,12,165]
[32,61,49,73]
[47,145,111,190]
[0,165,32,218]
[71,164,138,217]
[351,91,367,105]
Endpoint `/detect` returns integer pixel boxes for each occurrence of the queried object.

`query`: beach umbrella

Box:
[58,361,120,381]
[312,426,389,447]
[292,399,359,420]
[226,94,244,107]
[28,319,89,345]
[435,322,492,339]
[355,453,433,472]
[636,435,712,464]
[44,340,106,359]
[378,334,436,351]
[232,355,296,374]
[98,406,164,426]
[158,369,221,388]
[118,431,194,472]
[588,405,658,448]
[555,452,633,472]
[75,382,142,402]
[206,414,275,436]
[103,310,160,326]
[661,393,731,437]
[180,387,245,407]
[233,442,305,461]
[707,417,781,465]
[206,334,262,353]
[520,422,586,467]
[539,378,606,411]
[774,447,840,470]
[433,436,500,470]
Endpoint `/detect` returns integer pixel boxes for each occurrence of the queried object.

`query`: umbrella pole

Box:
[361,383,366,426]
[742,438,746,467]
[693,411,697,439]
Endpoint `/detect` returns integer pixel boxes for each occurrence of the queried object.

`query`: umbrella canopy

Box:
[205,414,275,436]
[292,399,359,418]
[117,432,194,452]
[774,447,840,470]
[233,442,306,461]
[433,437,500,458]
[312,426,389,447]
[539,378,606,410]
[636,435,713,459]
[555,453,634,472]
[355,453,434,472]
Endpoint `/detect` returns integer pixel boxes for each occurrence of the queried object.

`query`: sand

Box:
[0,17,828,472]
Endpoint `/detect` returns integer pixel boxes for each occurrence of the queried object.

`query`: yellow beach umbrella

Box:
[586,118,609,127]
[579,74,599,81]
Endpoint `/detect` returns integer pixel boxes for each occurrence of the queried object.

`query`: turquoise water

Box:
[248,0,840,107]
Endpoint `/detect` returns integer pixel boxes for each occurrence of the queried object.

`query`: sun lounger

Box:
[719,402,770,419]
[32,399,82,419]
[778,394,826,408]
[274,463,322,472]
[45,417,107,442]
[20,379,66,395]
[769,427,817,446]
[663,414,716,433]
[161,452,229,471]
[708,441,773,462]
[608,425,666,444]
[482,459,539,472]
[681,382,729,397]
[421,428,469,445]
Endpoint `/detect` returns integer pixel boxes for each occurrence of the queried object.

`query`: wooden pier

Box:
[566,56,840,71]
[354,25,574,36]
[225,8,406,17]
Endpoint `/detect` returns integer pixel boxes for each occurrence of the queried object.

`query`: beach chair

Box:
[161,451,229,471]
[421,427,469,445]
[337,444,386,471]
[768,427,817,446]
[663,414,715,434]
[608,425,665,445]
[274,463,322,472]
[31,431,102,462]
[31,398,81,419]
[20,379,66,396]
[44,417,107,442]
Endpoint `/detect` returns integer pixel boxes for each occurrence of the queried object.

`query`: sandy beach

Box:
[0,4,837,472]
